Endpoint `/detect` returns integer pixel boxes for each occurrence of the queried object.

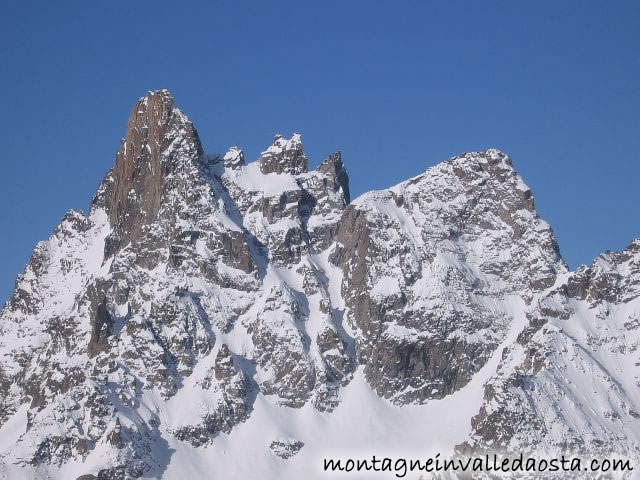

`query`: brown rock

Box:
[106,90,203,251]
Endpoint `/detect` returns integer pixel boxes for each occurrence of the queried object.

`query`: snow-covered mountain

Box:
[0,90,638,479]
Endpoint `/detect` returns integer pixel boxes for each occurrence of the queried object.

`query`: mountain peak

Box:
[4,91,639,479]
[103,90,203,251]
[223,146,245,169]
[258,133,308,175]
[140,88,174,104]
[316,151,350,203]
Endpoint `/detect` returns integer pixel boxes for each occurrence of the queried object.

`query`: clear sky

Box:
[1,1,639,304]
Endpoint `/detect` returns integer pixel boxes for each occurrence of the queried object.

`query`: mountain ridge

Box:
[0,90,638,480]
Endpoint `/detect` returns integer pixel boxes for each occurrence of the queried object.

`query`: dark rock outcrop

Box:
[258,134,308,175]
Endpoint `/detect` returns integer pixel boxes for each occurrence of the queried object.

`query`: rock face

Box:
[0,90,638,479]
[461,239,640,463]
[104,89,204,253]
[257,134,308,175]
[330,150,564,404]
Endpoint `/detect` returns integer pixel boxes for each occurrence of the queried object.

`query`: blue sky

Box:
[1,1,638,303]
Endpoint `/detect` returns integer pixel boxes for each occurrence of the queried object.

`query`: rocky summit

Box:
[0,90,639,480]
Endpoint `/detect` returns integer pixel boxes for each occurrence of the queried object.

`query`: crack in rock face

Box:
[0,90,638,479]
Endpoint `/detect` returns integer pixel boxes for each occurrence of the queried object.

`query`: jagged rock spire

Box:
[104,89,203,249]
[223,146,245,169]
[316,151,350,204]
[257,133,308,175]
